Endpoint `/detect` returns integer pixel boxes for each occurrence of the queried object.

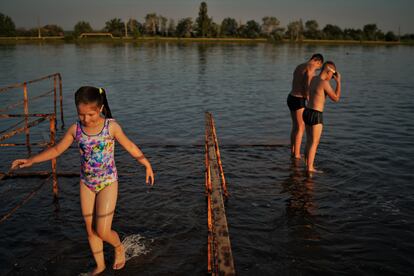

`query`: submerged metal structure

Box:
[0,73,65,222]
[205,112,235,275]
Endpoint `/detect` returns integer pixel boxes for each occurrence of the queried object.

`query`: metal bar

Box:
[0,88,54,113]
[49,115,58,201]
[0,113,53,118]
[53,76,57,128]
[0,73,61,93]
[0,142,50,147]
[0,175,52,224]
[0,118,26,135]
[0,171,79,178]
[211,116,229,198]
[205,112,235,276]
[0,116,48,142]
[23,83,31,155]
[58,73,65,128]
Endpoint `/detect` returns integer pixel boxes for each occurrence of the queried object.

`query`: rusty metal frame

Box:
[0,73,64,223]
[205,112,235,275]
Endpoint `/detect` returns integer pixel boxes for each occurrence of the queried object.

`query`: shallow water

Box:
[0,42,414,275]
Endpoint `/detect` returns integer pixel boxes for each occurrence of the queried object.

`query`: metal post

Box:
[23,82,31,156]
[58,73,65,128]
[53,75,57,129]
[49,115,58,201]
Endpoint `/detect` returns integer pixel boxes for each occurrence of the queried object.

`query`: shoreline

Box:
[0,36,413,45]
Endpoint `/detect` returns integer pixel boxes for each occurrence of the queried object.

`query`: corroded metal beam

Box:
[205,112,235,276]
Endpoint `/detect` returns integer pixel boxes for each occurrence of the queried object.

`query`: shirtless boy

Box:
[303,61,341,173]
[287,53,324,159]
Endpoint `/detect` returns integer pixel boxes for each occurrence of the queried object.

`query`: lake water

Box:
[0,42,414,275]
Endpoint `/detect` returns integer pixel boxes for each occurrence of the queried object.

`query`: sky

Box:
[1,0,413,34]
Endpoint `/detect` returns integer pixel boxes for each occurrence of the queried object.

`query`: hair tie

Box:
[99,88,104,94]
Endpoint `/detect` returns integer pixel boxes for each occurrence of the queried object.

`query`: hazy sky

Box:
[1,0,413,34]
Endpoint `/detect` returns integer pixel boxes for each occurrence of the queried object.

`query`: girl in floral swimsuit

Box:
[12,86,154,275]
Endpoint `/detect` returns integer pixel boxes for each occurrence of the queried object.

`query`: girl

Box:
[12,86,155,275]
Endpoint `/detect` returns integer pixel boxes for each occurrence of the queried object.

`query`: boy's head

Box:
[309,53,324,69]
[321,61,337,79]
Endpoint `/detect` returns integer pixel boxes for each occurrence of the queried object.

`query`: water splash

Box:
[78,234,152,275]
[122,234,152,261]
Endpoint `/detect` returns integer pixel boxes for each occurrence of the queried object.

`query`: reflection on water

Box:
[282,159,316,218]
[1,42,414,275]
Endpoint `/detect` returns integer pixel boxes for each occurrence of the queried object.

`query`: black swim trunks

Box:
[287,94,306,111]
[303,108,323,125]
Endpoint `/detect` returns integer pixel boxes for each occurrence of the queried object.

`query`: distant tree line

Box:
[1,2,413,42]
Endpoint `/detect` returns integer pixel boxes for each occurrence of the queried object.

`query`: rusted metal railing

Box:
[205,112,235,276]
[0,73,65,223]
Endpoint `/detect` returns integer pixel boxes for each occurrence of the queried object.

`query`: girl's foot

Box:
[90,250,106,275]
[91,265,106,275]
[113,244,126,270]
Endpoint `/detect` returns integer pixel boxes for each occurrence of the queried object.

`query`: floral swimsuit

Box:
[75,119,118,192]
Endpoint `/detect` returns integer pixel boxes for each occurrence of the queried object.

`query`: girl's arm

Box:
[11,124,76,170]
[111,121,154,185]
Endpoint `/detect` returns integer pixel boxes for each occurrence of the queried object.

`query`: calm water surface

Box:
[0,42,414,275]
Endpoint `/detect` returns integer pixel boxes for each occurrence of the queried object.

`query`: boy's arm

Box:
[12,124,76,169]
[111,121,154,185]
[324,74,341,102]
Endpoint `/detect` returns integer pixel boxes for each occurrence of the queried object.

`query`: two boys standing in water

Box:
[287,54,342,173]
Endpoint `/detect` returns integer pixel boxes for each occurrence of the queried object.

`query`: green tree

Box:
[343,28,363,41]
[385,31,398,41]
[196,1,211,37]
[159,16,168,36]
[322,24,343,40]
[105,18,124,37]
[145,13,159,35]
[42,24,64,36]
[363,24,378,40]
[210,22,220,37]
[73,21,93,37]
[127,19,142,37]
[304,20,320,39]
[176,17,193,37]
[261,16,280,37]
[0,13,16,36]
[286,20,304,41]
[167,19,176,37]
[240,20,261,38]
[220,18,238,37]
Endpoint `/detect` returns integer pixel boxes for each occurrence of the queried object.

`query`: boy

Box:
[303,61,341,173]
[287,53,324,159]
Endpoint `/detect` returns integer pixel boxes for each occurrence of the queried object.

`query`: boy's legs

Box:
[80,182,105,274]
[95,181,125,270]
[290,108,305,159]
[306,123,323,172]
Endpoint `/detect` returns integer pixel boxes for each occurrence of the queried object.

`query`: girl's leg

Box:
[95,181,126,270]
[80,182,106,275]
[307,124,323,172]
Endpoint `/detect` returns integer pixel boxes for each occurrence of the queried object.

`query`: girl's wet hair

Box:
[75,86,113,118]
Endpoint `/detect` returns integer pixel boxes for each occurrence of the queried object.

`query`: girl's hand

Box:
[11,159,33,170]
[145,166,154,186]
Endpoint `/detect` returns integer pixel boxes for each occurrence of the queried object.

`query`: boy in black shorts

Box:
[303,61,341,173]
